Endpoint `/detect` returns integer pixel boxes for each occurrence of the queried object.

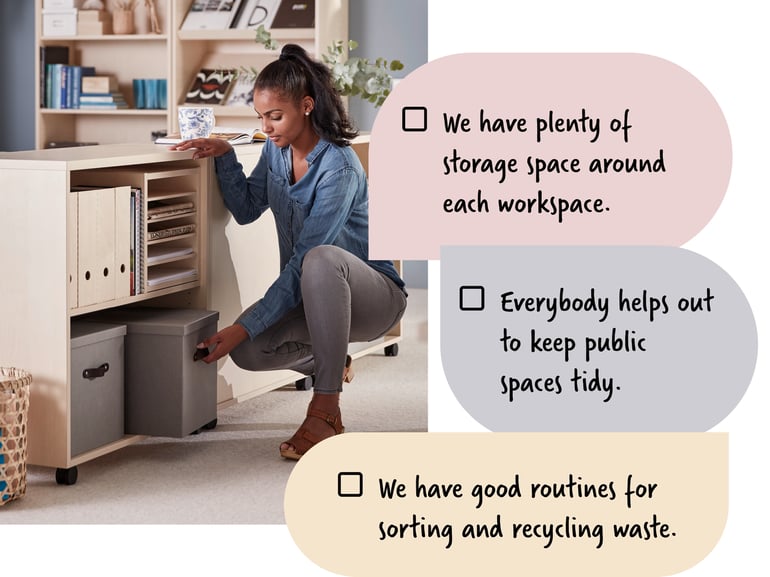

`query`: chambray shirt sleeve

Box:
[213,147,270,225]
[236,165,361,339]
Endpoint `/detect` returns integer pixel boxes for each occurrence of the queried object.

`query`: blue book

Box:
[60,65,69,108]
[50,63,63,108]
[70,66,80,109]
[71,66,96,109]
[45,64,55,108]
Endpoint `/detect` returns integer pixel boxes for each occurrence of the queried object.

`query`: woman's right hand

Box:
[195,323,249,364]
[169,137,233,160]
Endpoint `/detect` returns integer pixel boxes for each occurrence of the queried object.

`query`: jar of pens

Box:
[112,1,136,35]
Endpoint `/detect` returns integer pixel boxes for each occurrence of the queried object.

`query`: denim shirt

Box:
[214,138,405,340]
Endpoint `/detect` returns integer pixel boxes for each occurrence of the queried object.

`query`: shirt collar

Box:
[305,137,330,166]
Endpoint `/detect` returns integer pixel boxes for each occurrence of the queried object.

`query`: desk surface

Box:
[0,143,197,171]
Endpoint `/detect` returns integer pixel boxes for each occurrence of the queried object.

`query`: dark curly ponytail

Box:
[256,44,358,146]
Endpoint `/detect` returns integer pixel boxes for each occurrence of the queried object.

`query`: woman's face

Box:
[253,88,311,148]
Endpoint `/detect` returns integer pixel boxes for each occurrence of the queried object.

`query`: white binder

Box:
[76,187,116,306]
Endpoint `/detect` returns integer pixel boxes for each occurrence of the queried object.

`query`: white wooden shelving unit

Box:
[35,0,349,147]
[0,144,211,484]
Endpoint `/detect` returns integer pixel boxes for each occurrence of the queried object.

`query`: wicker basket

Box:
[0,367,31,505]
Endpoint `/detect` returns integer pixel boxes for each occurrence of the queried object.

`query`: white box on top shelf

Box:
[42,9,78,36]
[44,0,79,9]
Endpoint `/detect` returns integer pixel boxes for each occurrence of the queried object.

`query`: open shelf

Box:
[35,0,349,147]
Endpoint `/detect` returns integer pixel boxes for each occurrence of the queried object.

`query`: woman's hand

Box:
[196,323,249,364]
[170,137,233,160]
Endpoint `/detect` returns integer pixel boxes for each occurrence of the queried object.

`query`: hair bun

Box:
[279,43,307,61]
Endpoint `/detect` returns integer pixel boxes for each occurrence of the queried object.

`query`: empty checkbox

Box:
[402,106,428,132]
[459,285,485,311]
[338,471,364,497]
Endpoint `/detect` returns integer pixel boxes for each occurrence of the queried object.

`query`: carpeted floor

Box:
[0,289,427,525]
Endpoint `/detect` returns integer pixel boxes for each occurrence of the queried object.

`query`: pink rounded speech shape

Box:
[369,53,731,259]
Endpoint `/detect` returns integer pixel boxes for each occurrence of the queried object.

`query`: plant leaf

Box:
[250,30,403,108]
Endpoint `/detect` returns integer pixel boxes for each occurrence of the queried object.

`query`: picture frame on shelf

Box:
[184,68,236,105]
[224,74,256,107]
[231,0,280,29]
[181,0,245,30]
[271,0,315,28]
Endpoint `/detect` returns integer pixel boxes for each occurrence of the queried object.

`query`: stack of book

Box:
[43,63,95,109]
[40,44,69,108]
[40,62,129,110]
[79,75,129,110]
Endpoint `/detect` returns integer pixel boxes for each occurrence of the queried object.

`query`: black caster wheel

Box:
[385,343,399,357]
[55,466,78,486]
[295,375,314,390]
[203,418,218,430]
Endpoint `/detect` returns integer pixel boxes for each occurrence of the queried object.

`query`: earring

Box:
[305,111,310,116]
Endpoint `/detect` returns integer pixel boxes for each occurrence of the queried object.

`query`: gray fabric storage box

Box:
[70,321,126,457]
[90,308,219,437]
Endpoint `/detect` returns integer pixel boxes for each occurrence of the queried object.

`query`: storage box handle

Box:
[83,363,109,380]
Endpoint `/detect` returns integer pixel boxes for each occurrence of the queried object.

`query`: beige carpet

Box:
[0,289,427,525]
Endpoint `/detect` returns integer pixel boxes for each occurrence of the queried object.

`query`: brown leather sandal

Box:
[343,354,355,383]
[280,393,345,460]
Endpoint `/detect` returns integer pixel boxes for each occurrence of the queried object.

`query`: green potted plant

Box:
[251,25,404,108]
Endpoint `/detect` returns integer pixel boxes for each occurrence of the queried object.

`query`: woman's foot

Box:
[343,354,354,383]
[280,393,344,460]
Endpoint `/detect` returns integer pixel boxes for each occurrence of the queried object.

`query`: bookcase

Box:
[35,0,349,149]
[173,0,348,130]
[0,144,211,483]
[36,0,172,148]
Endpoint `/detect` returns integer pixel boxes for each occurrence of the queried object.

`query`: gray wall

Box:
[0,2,36,151]
[0,0,429,286]
[349,0,428,289]
[348,0,428,132]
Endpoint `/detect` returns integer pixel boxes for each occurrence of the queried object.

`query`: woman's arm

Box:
[214,147,270,225]
[236,166,361,339]
[171,137,270,224]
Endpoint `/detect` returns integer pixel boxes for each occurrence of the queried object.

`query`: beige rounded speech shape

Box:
[285,432,727,576]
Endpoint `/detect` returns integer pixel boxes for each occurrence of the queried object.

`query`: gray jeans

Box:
[229,245,407,393]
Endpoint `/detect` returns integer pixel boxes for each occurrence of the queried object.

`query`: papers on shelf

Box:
[146,246,195,265]
[147,201,195,220]
[147,223,196,241]
[146,267,198,287]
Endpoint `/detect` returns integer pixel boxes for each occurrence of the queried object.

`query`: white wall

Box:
[348,0,428,132]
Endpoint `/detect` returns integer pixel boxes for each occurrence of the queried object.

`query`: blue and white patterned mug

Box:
[178,106,215,140]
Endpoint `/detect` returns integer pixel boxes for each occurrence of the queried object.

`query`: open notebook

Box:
[156,126,267,145]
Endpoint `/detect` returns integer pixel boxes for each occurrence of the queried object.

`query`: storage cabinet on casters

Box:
[0,144,211,485]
